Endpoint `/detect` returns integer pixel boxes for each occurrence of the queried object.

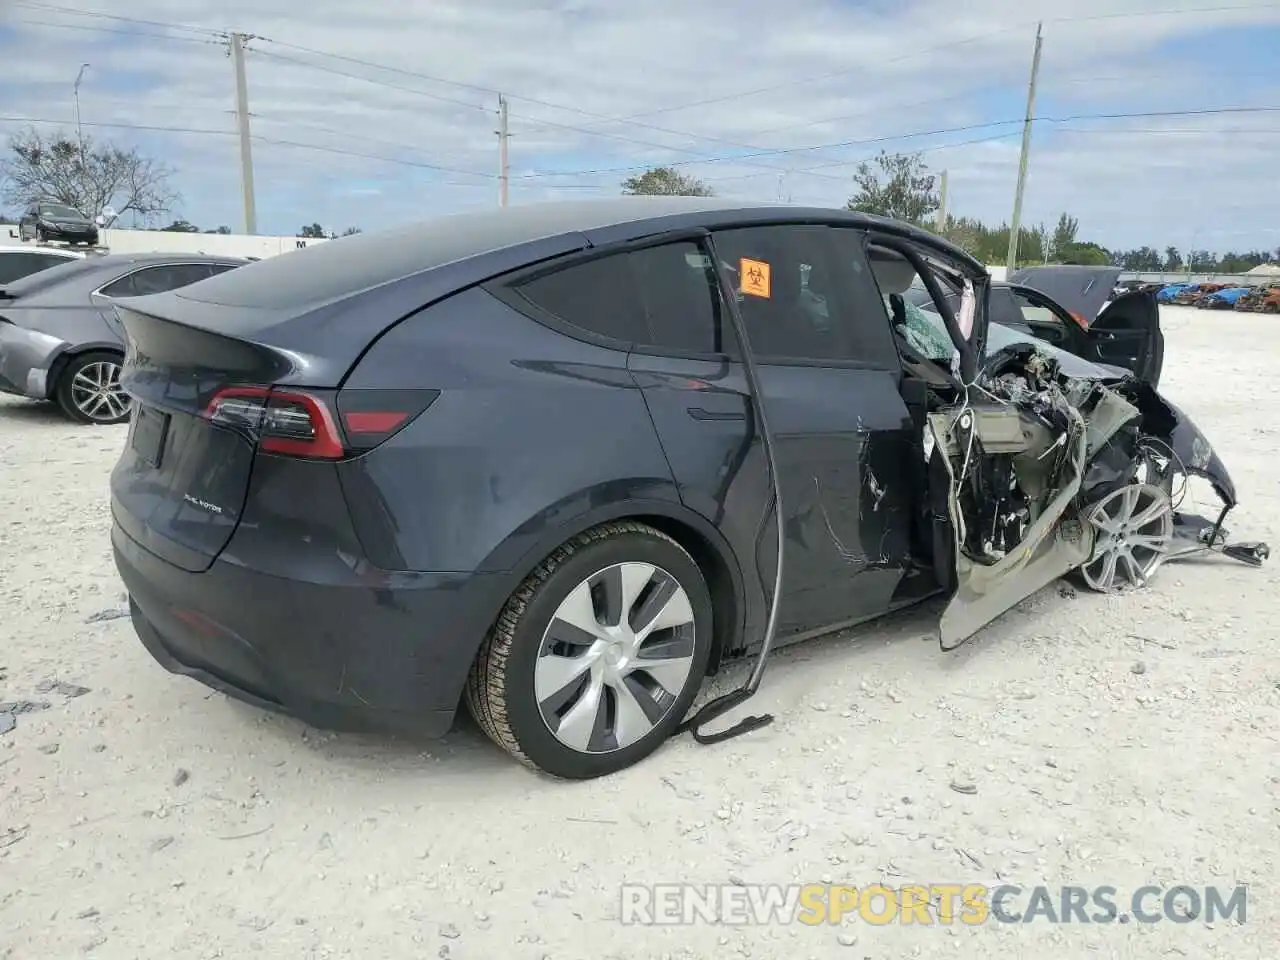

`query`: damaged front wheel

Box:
[1080,482,1174,593]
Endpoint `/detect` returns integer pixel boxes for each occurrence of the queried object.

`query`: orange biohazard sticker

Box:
[740,258,771,298]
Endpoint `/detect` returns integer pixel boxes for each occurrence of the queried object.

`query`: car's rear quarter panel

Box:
[337,286,681,574]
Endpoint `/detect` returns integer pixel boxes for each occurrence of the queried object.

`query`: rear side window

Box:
[628,242,731,355]
[510,253,649,343]
[0,252,71,284]
[506,242,733,353]
[99,263,220,299]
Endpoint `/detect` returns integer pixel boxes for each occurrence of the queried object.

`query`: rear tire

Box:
[465,521,713,779]
[55,351,131,425]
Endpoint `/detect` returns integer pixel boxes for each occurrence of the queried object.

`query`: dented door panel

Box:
[633,352,918,646]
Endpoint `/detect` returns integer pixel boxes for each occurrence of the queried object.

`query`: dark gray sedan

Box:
[0,253,247,424]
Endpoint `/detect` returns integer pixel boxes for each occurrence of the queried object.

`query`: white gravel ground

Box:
[1,306,1277,959]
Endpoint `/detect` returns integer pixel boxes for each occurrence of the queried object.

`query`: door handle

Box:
[688,407,745,421]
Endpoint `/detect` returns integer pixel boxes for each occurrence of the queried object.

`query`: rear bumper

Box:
[0,322,64,399]
[112,519,511,739]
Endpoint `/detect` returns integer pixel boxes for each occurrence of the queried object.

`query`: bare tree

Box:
[0,127,178,225]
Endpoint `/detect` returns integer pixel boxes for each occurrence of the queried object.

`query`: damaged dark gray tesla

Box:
[108,199,1268,778]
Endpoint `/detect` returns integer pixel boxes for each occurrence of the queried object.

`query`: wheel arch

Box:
[46,341,123,401]
[480,497,746,679]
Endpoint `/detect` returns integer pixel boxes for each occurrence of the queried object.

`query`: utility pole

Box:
[73,63,90,167]
[936,169,949,233]
[230,33,258,235]
[496,94,509,208]
[1005,22,1043,274]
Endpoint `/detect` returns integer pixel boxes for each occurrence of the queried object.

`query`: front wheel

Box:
[55,351,131,425]
[466,521,713,779]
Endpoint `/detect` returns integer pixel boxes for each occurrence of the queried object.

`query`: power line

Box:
[697,131,1027,185]
[248,46,854,184]
[10,18,224,45]
[249,49,492,116]
[10,0,224,38]
[3,103,1274,186]
[1051,125,1280,134]
[1046,2,1280,22]
[513,105,1280,179]
[0,115,499,180]
[4,5,1031,182]
[15,0,1279,181]
[545,3,1280,129]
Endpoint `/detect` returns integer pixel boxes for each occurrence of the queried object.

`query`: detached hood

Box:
[1009,265,1122,322]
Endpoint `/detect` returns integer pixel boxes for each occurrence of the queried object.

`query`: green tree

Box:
[298,223,328,239]
[1057,241,1112,266]
[1050,213,1079,259]
[1164,246,1181,271]
[846,151,937,225]
[621,166,714,197]
[159,219,200,233]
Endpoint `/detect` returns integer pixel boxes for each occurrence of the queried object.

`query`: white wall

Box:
[0,223,329,257]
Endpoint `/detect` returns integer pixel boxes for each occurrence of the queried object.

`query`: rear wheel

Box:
[55,351,131,425]
[466,521,712,779]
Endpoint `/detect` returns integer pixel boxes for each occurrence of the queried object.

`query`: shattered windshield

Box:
[896,296,954,360]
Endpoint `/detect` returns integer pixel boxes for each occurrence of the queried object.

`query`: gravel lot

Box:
[1,306,1277,958]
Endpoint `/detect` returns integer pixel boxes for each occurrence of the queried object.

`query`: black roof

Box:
[119,198,984,387]
[175,197,982,315]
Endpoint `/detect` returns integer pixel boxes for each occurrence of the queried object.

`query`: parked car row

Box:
[1154,280,1280,312]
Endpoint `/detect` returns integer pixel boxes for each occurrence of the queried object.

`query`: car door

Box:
[1084,291,1163,385]
[628,225,917,647]
[1007,284,1164,387]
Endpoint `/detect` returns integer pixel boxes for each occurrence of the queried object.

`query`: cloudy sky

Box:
[1,0,1278,254]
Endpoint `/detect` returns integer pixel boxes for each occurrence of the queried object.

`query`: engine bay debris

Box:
[932,343,1268,650]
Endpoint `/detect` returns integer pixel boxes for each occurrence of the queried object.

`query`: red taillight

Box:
[204,386,439,459]
[205,385,344,459]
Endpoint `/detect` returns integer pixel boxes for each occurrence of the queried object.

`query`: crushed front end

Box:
[931,344,1269,650]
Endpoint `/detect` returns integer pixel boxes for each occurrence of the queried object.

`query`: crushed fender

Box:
[932,344,1268,650]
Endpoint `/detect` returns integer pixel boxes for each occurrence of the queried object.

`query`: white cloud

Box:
[1,0,1277,253]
